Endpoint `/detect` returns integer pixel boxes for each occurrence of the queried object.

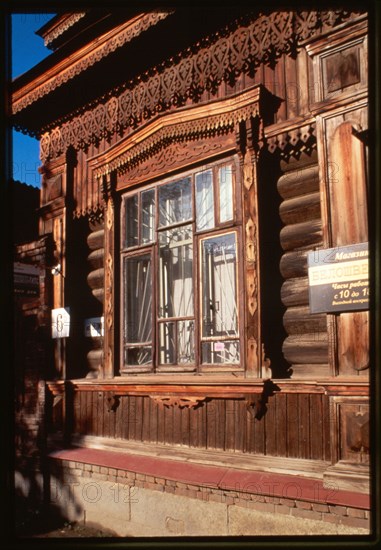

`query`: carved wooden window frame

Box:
[119,156,245,376]
[89,85,267,380]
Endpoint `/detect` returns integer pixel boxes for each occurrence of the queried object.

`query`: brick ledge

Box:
[49,447,370,510]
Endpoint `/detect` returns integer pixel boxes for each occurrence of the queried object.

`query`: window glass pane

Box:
[201,341,240,364]
[159,177,192,227]
[219,166,233,223]
[159,320,195,365]
[159,225,193,318]
[159,322,176,365]
[125,347,152,366]
[201,233,238,339]
[177,320,195,363]
[125,195,138,248]
[124,253,152,346]
[141,189,155,244]
[196,169,214,231]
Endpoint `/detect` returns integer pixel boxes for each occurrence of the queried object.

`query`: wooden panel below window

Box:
[71,389,331,462]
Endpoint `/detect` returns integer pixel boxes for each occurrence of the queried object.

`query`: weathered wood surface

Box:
[87,267,104,290]
[329,121,368,247]
[71,390,332,461]
[280,218,322,251]
[277,152,328,377]
[282,333,328,364]
[281,276,309,306]
[87,228,104,251]
[280,250,308,278]
[283,306,326,334]
[86,222,105,376]
[327,121,369,377]
[87,349,104,371]
[277,164,319,200]
[290,364,331,378]
[279,192,321,225]
[87,248,104,269]
[337,312,369,375]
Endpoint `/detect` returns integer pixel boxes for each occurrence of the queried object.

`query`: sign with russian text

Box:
[308,242,369,313]
[52,307,70,338]
[14,262,40,297]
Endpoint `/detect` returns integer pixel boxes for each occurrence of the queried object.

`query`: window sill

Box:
[48,377,370,398]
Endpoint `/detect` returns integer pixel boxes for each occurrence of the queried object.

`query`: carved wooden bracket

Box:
[107,395,121,412]
[150,395,207,410]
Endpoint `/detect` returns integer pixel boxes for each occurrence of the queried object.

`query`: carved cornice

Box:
[13,11,172,116]
[37,9,362,163]
[74,87,260,217]
[92,85,262,179]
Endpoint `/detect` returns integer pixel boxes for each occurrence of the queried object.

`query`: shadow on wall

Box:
[258,148,289,378]
[14,416,83,537]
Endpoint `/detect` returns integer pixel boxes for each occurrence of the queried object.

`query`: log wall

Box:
[85,220,105,377]
[278,154,330,378]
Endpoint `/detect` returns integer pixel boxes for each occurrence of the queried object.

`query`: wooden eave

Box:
[11,7,255,136]
[12,12,164,115]
[36,12,87,49]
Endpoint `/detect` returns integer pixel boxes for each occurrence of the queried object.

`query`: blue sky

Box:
[12,13,56,187]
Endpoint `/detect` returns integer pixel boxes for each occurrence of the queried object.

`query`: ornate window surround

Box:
[91,84,274,381]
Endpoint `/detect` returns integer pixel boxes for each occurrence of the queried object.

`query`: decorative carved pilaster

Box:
[102,173,115,379]
[237,118,262,377]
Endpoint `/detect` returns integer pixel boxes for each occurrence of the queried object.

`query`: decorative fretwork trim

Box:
[43,13,87,47]
[13,11,172,115]
[91,86,262,180]
[264,120,317,161]
[36,9,362,162]
[150,395,207,409]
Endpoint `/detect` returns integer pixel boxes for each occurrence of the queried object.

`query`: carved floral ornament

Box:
[150,396,207,410]
[38,9,362,163]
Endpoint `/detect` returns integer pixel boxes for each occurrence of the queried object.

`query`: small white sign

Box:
[51,307,70,338]
[84,316,104,337]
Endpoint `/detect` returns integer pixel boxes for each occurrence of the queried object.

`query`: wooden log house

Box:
[12,7,371,535]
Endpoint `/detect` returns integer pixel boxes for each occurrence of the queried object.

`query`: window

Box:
[120,158,242,374]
